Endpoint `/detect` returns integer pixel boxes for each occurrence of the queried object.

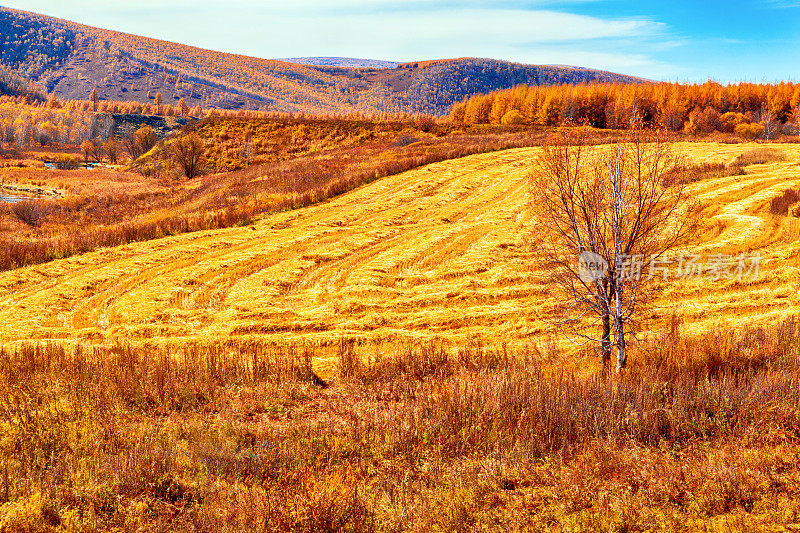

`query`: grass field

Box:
[3,140,800,531]
[0,141,798,374]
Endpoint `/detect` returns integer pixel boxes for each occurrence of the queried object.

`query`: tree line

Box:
[451,81,800,138]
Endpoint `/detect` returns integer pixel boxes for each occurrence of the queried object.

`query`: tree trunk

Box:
[615,275,626,371]
[601,312,612,366]
[599,278,612,366]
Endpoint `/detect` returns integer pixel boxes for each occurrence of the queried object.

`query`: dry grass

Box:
[0,141,797,355]
[0,120,574,271]
[731,147,788,167]
[2,137,800,530]
[1,319,800,531]
[661,160,745,187]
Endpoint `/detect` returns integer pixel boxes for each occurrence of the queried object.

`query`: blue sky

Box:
[2,0,799,82]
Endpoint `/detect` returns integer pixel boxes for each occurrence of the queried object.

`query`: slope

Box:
[0,143,797,369]
[0,6,645,115]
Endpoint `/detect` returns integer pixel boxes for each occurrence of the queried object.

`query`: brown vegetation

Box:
[1,118,599,271]
[1,319,799,530]
[770,188,800,216]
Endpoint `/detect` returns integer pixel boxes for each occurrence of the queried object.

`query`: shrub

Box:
[661,161,745,187]
[770,188,800,215]
[501,109,525,125]
[12,200,50,227]
[392,134,419,147]
[734,122,764,140]
[732,147,788,166]
[719,112,747,133]
[51,154,78,170]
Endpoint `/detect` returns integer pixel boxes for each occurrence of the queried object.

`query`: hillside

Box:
[0,6,644,115]
[1,141,800,531]
[0,142,796,361]
[0,64,45,101]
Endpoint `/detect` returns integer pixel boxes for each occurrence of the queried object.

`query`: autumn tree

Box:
[104,139,120,164]
[529,129,698,370]
[178,98,188,117]
[454,80,800,134]
[501,109,525,125]
[80,140,93,164]
[735,122,764,140]
[123,125,158,159]
[170,133,205,179]
[90,88,98,112]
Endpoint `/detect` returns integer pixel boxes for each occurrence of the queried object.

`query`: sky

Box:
[2,0,799,82]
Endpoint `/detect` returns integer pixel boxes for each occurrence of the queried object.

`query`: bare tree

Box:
[761,108,780,141]
[529,129,698,370]
[13,200,51,227]
[792,108,800,141]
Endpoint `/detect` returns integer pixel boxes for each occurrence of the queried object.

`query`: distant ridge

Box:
[0,6,646,115]
[279,57,399,69]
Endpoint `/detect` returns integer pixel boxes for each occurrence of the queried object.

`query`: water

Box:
[0,194,30,203]
[43,162,100,170]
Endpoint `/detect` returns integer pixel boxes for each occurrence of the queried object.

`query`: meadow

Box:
[0,142,796,353]
[1,137,800,530]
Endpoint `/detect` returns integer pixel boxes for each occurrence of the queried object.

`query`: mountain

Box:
[277,57,400,69]
[0,6,646,115]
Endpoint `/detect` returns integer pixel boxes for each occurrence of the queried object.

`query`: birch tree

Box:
[529,129,698,370]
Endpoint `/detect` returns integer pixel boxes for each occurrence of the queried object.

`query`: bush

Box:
[734,123,764,140]
[719,112,747,133]
[770,188,800,216]
[392,134,419,147]
[501,109,525,125]
[732,147,788,166]
[661,161,745,187]
[12,200,50,227]
[51,154,78,170]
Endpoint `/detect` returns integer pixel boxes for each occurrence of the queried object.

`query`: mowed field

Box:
[0,141,798,368]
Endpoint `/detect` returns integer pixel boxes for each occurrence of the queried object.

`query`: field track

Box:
[0,142,798,360]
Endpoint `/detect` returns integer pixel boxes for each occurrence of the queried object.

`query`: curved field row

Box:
[0,142,798,354]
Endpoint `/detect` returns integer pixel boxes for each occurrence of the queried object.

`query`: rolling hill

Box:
[0,142,796,369]
[0,5,645,115]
